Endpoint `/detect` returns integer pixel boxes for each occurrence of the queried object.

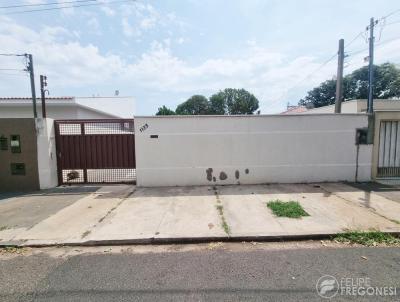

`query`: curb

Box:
[1,231,400,248]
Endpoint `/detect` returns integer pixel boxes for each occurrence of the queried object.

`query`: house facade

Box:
[0,96,134,119]
[299,99,400,114]
[283,99,400,180]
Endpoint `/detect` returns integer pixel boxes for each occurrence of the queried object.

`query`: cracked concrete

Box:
[1,183,400,246]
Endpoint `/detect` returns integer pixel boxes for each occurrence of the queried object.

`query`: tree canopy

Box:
[298,63,400,108]
[175,95,209,115]
[156,88,259,115]
[155,105,175,115]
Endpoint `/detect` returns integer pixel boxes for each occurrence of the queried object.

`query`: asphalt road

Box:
[0,244,399,301]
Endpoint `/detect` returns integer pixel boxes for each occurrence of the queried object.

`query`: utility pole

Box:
[367,17,376,114]
[334,39,344,113]
[40,75,48,118]
[26,54,37,118]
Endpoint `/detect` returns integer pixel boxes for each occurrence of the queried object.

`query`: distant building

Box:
[294,99,400,114]
[0,96,134,119]
[280,104,308,114]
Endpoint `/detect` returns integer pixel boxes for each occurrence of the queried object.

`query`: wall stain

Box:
[206,168,213,181]
[219,171,227,180]
[235,170,240,179]
[245,168,249,174]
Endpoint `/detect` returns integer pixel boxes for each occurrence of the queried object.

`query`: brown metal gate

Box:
[54,119,136,185]
[377,120,400,178]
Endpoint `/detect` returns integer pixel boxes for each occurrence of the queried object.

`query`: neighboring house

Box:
[280,99,400,180]
[280,105,308,114]
[292,99,400,114]
[0,96,134,119]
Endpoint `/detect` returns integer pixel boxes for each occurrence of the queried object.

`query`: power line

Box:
[271,10,400,111]
[373,8,400,41]
[345,11,400,56]
[346,35,400,57]
[377,35,400,47]
[0,72,28,77]
[291,25,377,89]
[0,0,96,9]
[4,0,134,15]
[344,30,367,48]
[384,19,400,26]
[0,53,26,56]
[282,53,337,95]
[346,47,368,57]
[0,68,26,71]
[380,8,400,21]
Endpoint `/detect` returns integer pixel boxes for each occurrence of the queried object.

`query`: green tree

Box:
[156,105,175,115]
[347,63,400,99]
[298,79,338,108]
[209,88,259,114]
[175,95,209,115]
[208,92,227,114]
[299,63,400,108]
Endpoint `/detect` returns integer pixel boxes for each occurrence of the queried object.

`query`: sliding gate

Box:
[55,119,136,185]
[377,120,400,178]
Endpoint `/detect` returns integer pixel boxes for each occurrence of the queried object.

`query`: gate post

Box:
[54,121,63,186]
[81,122,88,183]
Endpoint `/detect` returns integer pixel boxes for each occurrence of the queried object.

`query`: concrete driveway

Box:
[0,186,101,229]
[1,182,400,246]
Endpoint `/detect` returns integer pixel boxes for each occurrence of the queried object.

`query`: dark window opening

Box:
[11,163,26,175]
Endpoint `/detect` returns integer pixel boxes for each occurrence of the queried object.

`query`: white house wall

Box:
[0,105,78,119]
[302,99,400,114]
[0,104,119,119]
[303,101,358,114]
[76,107,118,119]
[135,114,372,187]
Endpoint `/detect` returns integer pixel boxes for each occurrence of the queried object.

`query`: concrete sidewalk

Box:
[1,182,400,246]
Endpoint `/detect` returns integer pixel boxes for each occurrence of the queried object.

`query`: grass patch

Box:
[334,230,400,246]
[267,200,309,218]
[221,219,230,235]
[0,226,9,231]
[215,205,231,235]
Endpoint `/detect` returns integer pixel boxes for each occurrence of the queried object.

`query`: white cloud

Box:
[119,4,159,38]
[119,3,186,39]
[56,0,75,16]
[140,16,157,30]
[1,16,400,114]
[100,6,116,17]
[121,18,141,37]
[23,0,45,4]
[87,17,101,35]
[0,16,123,87]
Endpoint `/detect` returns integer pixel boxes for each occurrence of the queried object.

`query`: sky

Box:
[0,0,400,117]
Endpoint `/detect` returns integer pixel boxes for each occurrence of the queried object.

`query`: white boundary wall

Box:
[35,118,58,189]
[135,114,372,187]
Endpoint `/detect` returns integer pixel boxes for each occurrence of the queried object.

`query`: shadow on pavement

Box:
[0,186,102,201]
